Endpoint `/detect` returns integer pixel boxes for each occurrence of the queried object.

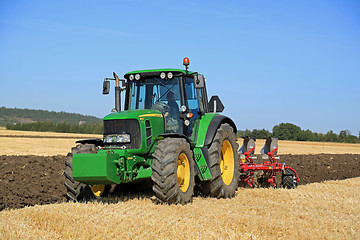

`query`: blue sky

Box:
[1,0,359,135]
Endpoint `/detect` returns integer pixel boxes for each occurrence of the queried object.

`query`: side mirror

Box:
[208,95,224,113]
[103,80,110,95]
[193,74,205,89]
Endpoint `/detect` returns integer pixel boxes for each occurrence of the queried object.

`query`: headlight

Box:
[135,74,141,81]
[160,72,166,79]
[104,134,131,144]
[167,72,173,79]
[180,105,187,112]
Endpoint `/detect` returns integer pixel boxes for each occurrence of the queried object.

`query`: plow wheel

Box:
[151,138,195,204]
[199,123,240,198]
[281,168,298,189]
[64,144,110,202]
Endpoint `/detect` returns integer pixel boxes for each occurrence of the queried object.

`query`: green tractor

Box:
[64,58,239,204]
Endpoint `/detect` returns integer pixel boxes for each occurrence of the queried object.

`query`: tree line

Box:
[237,123,359,143]
[6,121,103,134]
[0,107,102,126]
[5,120,360,143]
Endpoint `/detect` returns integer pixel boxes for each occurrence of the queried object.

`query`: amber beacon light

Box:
[183,57,190,66]
[183,57,190,73]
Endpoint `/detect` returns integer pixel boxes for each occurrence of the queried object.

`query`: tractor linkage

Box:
[239,136,300,188]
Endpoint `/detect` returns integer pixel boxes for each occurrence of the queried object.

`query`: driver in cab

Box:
[164,92,181,133]
[165,92,179,118]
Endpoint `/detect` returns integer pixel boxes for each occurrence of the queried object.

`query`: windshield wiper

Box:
[153,77,180,100]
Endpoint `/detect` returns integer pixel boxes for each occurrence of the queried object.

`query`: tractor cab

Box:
[104,58,222,138]
[124,69,205,135]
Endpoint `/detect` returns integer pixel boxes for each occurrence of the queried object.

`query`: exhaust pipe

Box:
[103,72,124,112]
[115,86,121,112]
[113,72,122,112]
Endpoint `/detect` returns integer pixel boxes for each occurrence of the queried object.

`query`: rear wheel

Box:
[281,168,298,189]
[199,123,240,198]
[64,144,110,202]
[151,138,195,204]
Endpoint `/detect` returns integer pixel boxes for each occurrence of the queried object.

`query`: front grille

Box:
[103,119,141,149]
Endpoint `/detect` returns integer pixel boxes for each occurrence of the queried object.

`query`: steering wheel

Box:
[151,101,170,115]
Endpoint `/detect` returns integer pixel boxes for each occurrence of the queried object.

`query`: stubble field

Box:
[0,129,359,239]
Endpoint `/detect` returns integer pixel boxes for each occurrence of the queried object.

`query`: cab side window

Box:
[185,78,201,115]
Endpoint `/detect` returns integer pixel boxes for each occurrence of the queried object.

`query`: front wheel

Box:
[64,144,110,202]
[151,138,195,204]
[199,123,240,198]
[90,184,111,198]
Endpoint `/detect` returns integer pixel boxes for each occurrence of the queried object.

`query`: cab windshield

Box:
[128,77,181,110]
[127,76,203,135]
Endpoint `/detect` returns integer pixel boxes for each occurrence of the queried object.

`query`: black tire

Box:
[281,168,298,189]
[151,138,195,204]
[64,144,110,202]
[199,123,240,198]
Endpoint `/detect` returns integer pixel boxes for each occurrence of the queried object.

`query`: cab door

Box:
[182,77,207,140]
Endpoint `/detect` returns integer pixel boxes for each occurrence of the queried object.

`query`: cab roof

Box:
[124,68,195,79]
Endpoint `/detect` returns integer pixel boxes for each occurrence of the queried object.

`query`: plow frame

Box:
[239,137,300,188]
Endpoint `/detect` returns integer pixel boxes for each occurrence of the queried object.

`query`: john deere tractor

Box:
[64,58,239,204]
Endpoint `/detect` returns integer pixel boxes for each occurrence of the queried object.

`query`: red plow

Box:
[239,137,300,188]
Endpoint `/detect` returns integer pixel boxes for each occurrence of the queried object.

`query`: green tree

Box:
[343,135,359,143]
[324,130,339,142]
[272,123,301,140]
[297,129,315,141]
[250,129,272,139]
[339,130,351,140]
[237,129,251,138]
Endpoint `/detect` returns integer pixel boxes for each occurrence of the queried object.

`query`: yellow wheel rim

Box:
[91,185,106,197]
[177,153,190,192]
[220,139,234,185]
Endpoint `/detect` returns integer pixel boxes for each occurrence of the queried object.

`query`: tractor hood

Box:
[102,109,165,153]
[103,109,163,121]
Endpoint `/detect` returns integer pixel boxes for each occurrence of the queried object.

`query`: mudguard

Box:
[192,114,237,181]
[203,115,237,147]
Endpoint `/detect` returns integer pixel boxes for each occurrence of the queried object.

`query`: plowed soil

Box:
[1,154,360,211]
